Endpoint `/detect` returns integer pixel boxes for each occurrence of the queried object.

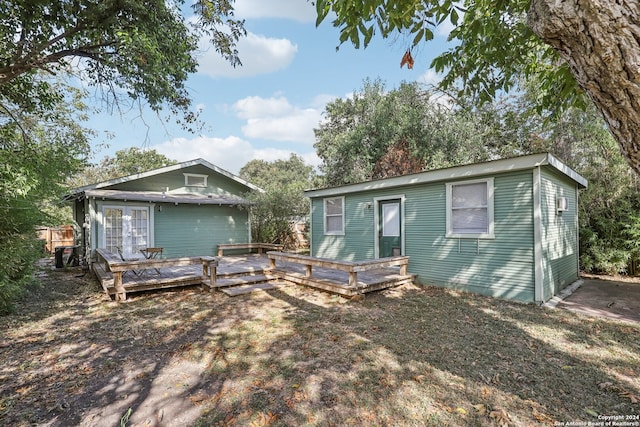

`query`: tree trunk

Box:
[528,0,640,174]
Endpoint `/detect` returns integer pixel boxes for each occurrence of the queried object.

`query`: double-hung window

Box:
[324,197,344,235]
[446,178,494,238]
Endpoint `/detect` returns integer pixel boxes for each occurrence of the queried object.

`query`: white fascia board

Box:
[545,153,588,189]
[306,153,588,198]
[77,158,264,193]
[306,153,551,198]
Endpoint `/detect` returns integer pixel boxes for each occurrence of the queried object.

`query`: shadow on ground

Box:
[1,267,638,426]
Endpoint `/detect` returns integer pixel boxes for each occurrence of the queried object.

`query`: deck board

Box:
[93,253,413,299]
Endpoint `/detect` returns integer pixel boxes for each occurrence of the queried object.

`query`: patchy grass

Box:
[0,266,638,426]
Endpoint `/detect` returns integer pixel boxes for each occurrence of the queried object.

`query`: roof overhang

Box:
[70,158,263,194]
[79,189,248,205]
[305,153,588,198]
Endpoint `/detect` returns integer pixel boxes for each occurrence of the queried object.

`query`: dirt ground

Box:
[1,263,638,426]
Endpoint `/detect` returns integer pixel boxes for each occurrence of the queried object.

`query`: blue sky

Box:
[86,0,453,174]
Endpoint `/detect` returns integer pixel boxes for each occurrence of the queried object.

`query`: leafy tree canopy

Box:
[0,0,245,130]
[314,0,580,113]
[314,0,640,176]
[0,82,92,313]
[314,79,489,186]
[239,154,318,193]
[239,154,316,247]
[72,147,178,187]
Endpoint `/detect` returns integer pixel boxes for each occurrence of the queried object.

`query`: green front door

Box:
[379,199,401,257]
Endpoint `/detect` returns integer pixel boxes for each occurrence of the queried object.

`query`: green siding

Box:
[88,164,254,258]
[311,195,376,261]
[112,164,250,197]
[312,170,537,302]
[154,203,249,257]
[540,168,579,300]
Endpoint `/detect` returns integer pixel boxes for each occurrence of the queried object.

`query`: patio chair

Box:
[140,247,163,275]
[116,247,143,278]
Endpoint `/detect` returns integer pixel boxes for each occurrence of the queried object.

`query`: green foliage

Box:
[471,91,640,275]
[315,77,640,274]
[0,82,91,313]
[72,148,178,187]
[239,155,316,247]
[314,79,489,186]
[0,235,42,315]
[315,0,587,118]
[0,0,245,130]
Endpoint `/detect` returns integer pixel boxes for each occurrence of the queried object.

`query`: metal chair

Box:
[140,247,163,275]
[116,247,143,278]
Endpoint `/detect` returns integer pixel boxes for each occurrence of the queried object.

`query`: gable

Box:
[68,158,262,203]
[107,164,252,198]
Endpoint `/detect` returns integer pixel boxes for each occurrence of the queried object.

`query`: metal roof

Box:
[71,158,263,194]
[83,190,248,205]
[305,152,588,198]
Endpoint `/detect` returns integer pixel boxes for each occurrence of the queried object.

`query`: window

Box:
[446,178,494,238]
[184,173,208,187]
[324,197,344,235]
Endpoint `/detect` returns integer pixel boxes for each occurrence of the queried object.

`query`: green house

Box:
[68,158,262,261]
[305,153,588,303]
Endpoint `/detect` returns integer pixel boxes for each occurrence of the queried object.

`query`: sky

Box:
[85,0,453,175]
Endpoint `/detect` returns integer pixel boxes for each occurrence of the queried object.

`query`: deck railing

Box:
[217,243,284,256]
[266,251,409,288]
[94,248,218,301]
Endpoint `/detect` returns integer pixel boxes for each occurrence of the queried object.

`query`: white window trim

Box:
[324,196,345,235]
[373,195,406,258]
[446,178,495,239]
[183,173,208,187]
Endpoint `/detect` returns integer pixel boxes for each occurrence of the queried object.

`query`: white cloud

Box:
[197,32,297,79]
[151,135,320,174]
[233,96,293,120]
[233,95,325,144]
[418,69,442,86]
[233,0,316,22]
[152,135,254,174]
[416,70,454,107]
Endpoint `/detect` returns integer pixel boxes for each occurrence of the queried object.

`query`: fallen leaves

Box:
[249,411,278,427]
[472,404,512,426]
[490,408,512,426]
[598,381,639,403]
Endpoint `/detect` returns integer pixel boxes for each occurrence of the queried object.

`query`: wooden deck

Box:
[93,252,414,300]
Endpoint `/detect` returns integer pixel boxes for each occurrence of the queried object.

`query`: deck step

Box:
[213,274,273,288]
[220,282,279,296]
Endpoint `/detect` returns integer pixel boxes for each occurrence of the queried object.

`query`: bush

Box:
[0,234,42,314]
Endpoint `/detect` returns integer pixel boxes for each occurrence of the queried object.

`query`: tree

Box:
[239,155,316,247]
[473,88,640,275]
[1,0,245,129]
[0,84,92,314]
[314,79,488,186]
[73,148,178,187]
[314,0,640,175]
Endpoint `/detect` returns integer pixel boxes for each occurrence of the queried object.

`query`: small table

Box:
[140,247,163,275]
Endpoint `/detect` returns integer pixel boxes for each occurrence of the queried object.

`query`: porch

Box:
[92,250,414,300]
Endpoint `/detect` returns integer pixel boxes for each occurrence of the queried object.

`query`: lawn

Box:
[0,266,638,426]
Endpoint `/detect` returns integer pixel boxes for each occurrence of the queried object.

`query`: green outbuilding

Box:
[305,153,588,303]
[68,158,262,262]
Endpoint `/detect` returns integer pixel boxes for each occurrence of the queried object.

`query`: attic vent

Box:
[184,173,208,187]
[556,196,568,212]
